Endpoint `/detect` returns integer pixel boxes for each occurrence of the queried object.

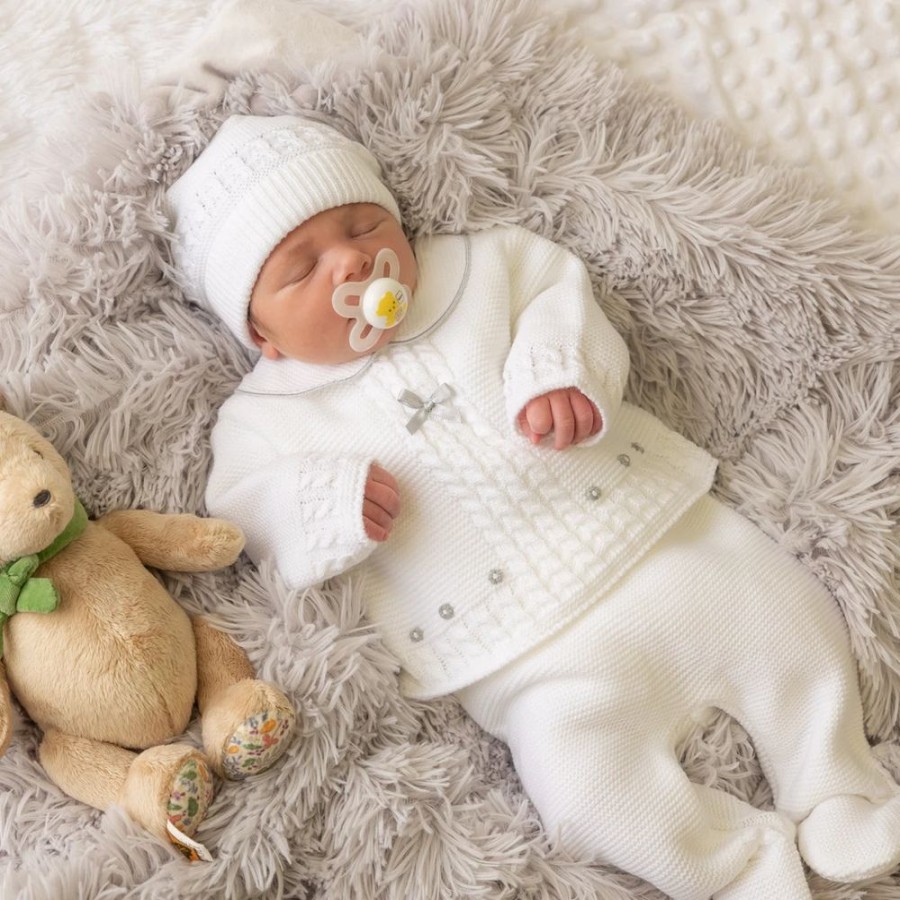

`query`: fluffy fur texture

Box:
[1,0,899,896]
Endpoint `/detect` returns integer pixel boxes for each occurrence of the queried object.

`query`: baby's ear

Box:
[247,319,283,361]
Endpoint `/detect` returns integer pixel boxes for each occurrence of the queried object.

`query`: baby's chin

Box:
[344,322,401,360]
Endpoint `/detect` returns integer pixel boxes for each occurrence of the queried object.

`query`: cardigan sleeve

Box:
[500,228,631,447]
[205,415,378,591]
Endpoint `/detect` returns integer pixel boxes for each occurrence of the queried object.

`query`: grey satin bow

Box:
[396,383,459,434]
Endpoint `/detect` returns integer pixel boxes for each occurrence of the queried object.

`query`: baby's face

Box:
[248,203,417,363]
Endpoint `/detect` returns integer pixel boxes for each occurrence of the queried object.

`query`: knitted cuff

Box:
[503,343,621,447]
[288,456,378,584]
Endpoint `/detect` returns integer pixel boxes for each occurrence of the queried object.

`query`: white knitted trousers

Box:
[457,494,900,900]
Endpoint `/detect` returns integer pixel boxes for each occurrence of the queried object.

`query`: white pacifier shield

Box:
[332,248,411,353]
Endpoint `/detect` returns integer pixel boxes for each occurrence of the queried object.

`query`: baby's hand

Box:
[517,388,602,450]
[364,464,400,542]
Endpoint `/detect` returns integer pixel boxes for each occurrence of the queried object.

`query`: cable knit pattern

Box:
[208,441,376,589]
[206,225,717,698]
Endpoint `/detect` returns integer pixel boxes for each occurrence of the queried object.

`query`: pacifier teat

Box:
[332,249,411,352]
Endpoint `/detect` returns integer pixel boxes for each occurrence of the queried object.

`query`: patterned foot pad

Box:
[167,756,215,838]
[222,707,295,780]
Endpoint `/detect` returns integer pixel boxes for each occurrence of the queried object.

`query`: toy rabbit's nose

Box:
[33,490,51,508]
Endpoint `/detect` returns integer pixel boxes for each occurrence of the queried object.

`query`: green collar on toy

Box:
[0,498,87,658]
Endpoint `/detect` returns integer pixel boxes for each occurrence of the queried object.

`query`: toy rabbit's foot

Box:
[167,755,215,838]
[201,679,295,779]
[222,705,295,779]
[120,743,215,849]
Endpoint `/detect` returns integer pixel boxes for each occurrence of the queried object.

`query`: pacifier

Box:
[332,248,411,352]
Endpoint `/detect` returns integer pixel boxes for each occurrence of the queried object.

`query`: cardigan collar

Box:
[237,234,470,397]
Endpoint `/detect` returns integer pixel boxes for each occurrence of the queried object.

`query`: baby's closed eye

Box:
[352,220,381,237]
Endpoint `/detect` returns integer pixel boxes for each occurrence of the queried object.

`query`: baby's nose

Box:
[334,246,371,283]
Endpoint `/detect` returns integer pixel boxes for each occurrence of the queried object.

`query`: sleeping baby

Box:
[166,114,900,899]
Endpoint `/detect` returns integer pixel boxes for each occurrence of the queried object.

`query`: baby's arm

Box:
[206,416,396,590]
[500,228,630,449]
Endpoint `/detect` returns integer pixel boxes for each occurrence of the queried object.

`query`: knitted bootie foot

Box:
[799,792,900,882]
[221,706,295,779]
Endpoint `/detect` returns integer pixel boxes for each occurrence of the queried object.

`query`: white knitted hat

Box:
[166,115,402,350]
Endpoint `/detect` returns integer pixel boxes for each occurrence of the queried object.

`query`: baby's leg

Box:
[730,566,900,881]
[508,708,808,900]
[737,645,900,882]
[705,500,900,883]
[459,678,810,900]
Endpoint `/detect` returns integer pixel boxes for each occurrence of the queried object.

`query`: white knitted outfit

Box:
[206,225,900,897]
[459,493,900,899]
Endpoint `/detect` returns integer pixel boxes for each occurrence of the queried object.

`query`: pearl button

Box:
[439,604,455,620]
[617,454,632,467]
[488,569,504,585]
[586,486,602,501]
[409,627,423,643]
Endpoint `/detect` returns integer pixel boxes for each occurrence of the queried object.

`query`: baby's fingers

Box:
[366,465,400,518]
[364,464,400,541]
[548,390,576,450]
[363,499,395,541]
[570,390,597,444]
[524,395,553,443]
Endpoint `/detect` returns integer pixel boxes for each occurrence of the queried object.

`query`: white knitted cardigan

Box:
[206,225,718,698]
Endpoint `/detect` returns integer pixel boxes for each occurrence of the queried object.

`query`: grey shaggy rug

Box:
[2,0,900,897]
